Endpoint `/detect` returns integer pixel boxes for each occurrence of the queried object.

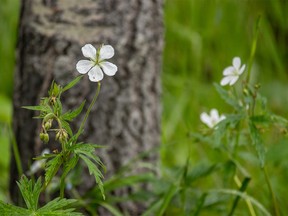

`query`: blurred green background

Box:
[1,0,288,214]
[0,0,19,201]
[162,0,288,167]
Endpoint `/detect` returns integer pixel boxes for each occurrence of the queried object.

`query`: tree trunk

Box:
[10,0,163,214]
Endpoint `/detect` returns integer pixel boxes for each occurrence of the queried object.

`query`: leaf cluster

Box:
[0,176,83,216]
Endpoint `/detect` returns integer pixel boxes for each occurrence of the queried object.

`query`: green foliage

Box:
[62,75,84,92]
[61,101,86,122]
[0,176,82,216]
[17,176,42,211]
[214,83,242,112]
[79,154,105,199]
[37,198,83,216]
[248,120,266,167]
[44,154,63,187]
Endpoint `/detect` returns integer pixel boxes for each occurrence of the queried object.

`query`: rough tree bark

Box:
[10,0,163,214]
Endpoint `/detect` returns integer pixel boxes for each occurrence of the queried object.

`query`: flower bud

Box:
[243,88,249,96]
[254,83,261,89]
[56,129,68,143]
[40,132,49,143]
[49,96,57,105]
[44,119,53,130]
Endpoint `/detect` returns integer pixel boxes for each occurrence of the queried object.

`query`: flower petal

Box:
[239,64,246,74]
[210,109,219,120]
[220,76,232,86]
[82,44,97,60]
[219,115,226,121]
[200,112,213,128]
[88,65,104,82]
[76,60,94,74]
[100,61,118,76]
[223,66,235,75]
[229,75,239,85]
[232,57,241,69]
[99,45,114,60]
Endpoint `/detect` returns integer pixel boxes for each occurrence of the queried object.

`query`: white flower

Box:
[27,149,50,175]
[76,44,118,82]
[200,109,226,128]
[220,57,246,86]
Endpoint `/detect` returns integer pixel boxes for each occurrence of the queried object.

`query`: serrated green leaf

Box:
[69,143,104,151]
[61,120,73,137]
[0,200,31,215]
[61,100,86,122]
[54,98,63,116]
[249,120,266,167]
[214,83,242,111]
[62,75,84,92]
[76,147,105,172]
[45,154,63,186]
[62,155,79,178]
[79,154,105,199]
[16,176,42,211]
[22,105,51,113]
[49,81,62,97]
[37,197,83,216]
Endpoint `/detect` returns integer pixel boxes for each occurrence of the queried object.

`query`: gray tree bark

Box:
[10,0,163,214]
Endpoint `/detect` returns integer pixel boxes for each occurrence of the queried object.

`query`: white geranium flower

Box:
[27,149,50,175]
[76,44,117,82]
[220,57,246,86]
[200,109,225,128]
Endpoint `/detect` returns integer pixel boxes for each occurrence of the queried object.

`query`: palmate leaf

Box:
[61,100,86,122]
[16,176,42,211]
[45,153,63,186]
[1,176,83,216]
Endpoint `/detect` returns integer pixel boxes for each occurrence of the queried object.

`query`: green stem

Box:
[8,123,23,176]
[76,82,101,140]
[263,166,280,216]
[246,15,261,84]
